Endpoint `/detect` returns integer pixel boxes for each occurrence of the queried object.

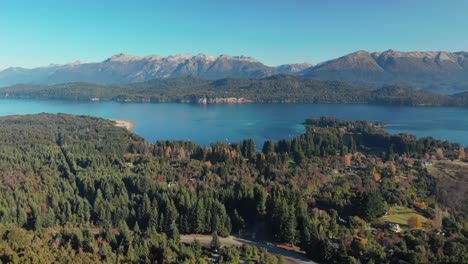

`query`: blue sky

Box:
[1,0,467,69]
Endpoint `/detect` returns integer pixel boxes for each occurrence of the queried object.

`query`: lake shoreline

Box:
[2,97,467,108]
[111,119,136,131]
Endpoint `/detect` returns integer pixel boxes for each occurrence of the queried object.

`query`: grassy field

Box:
[382,206,429,228]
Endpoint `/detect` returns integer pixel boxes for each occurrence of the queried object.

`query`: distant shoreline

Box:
[111,119,136,131]
[2,74,467,108]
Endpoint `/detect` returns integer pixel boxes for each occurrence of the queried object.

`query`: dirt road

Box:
[181,234,318,264]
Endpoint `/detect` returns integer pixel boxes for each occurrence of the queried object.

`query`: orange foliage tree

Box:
[123,152,132,161]
[413,201,428,210]
[407,215,423,229]
[372,167,381,182]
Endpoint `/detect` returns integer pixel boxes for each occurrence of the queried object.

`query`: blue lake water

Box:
[0,99,467,146]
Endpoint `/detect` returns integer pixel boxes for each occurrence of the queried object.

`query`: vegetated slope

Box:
[2,75,467,106]
[0,113,466,263]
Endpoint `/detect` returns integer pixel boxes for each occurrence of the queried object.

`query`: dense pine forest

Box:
[2,75,468,107]
[0,114,466,263]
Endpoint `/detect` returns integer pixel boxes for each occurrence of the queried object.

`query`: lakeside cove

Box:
[112,119,136,131]
[0,100,467,147]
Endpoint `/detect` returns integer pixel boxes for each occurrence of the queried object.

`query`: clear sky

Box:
[1,0,467,69]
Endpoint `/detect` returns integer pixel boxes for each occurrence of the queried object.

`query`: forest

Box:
[0,114,466,263]
[2,75,468,107]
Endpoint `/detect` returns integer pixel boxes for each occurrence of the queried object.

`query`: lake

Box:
[0,99,467,146]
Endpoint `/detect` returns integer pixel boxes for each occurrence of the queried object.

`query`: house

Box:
[423,161,433,167]
[390,224,401,233]
[385,222,401,233]
[435,228,445,236]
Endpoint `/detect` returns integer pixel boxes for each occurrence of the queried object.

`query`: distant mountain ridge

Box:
[303,50,468,91]
[0,53,311,87]
[1,50,467,91]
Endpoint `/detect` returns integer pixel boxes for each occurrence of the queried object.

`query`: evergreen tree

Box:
[254,186,268,218]
[191,239,202,259]
[262,140,274,154]
[349,137,357,154]
[359,191,386,222]
[210,232,221,251]
[149,206,159,230]
[193,199,206,233]
[168,221,180,242]
[231,209,245,234]
[82,229,97,254]
[241,139,257,160]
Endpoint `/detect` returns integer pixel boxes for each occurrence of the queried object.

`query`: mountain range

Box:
[304,50,468,91]
[1,50,467,91]
[0,54,311,87]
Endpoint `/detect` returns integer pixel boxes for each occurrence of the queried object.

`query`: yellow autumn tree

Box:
[407,215,422,229]
[260,153,266,161]
[344,153,353,167]
[459,147,466,160]
[359,238,367,250]
[390,162,397,174]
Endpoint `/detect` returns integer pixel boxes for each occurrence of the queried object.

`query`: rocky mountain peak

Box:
[217,54,259,63]
[167,54,192,61]
[194,53,217,61]
[108,53,164,62]
[108,53,139,62]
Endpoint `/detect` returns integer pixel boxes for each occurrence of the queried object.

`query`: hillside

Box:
[2,75,467,107]
[0,113,465,263]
